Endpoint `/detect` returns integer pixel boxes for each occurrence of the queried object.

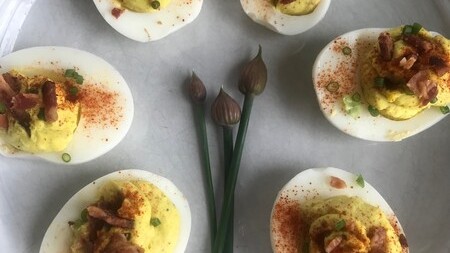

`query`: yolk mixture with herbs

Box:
[274,0,321,16]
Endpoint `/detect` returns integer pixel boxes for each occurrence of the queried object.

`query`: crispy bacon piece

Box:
[2,73,21,93]
[378,32,394,61]
[399,54,418,70]
[399,234,408,248]
[429,56,450,77]
[11,93,39,111]
[111,8,124,19]
[330,176,347,189]
[403,35,434,53]
[102,233,144,253]
[406,70,438,105]
[87,206,134,229]
[0,74,16,100]
[10,109,31,136]
[325,236,343,253]
[369,227,387,253]
[42,81,58,122]
[0,114,8,130]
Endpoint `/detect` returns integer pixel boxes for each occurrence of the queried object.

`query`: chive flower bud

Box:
[211,87,241,127]
[188,72,207,103]
[238,45,267,96]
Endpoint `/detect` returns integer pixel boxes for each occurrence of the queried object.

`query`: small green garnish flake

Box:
[37,108,46,121]
[150,0,160,9]
[368,105,379,117]
[326,82,339,93]
[411,22,423,34]
[65,69,76,77]
[150,217,161,227]
[403,25,413,35]
[0,102,6,114]
[352,93,361,103]
[335,219,346,231]
[343,95,361,118]
[342,46,352,55]
[440,106,450,114]
[65,69,84,84]
[356,174,365,188]
[69,86,79,96]
[62,153,71,163]
[430,97,438,104]
[75,75,84,84]
[374,77,385,87]
[80,208,88,222]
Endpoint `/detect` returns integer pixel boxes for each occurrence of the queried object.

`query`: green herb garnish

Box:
[368,105,379,117]
[65,69,76,77]
[352,93,361,103]
[69,86,79,96]
[411,22,423,34]
[150,0,160,9]
[343,95,361,118]
[356,174,365,188]
[402,25,413,35]
[326,82,339,93]
[37,108,46,121]
[150,217,161,227]
[62,153,71,163]
[75,75,84,84]
[342,46,352,55]
[335,219,346,231]
[80,208,88,222]
[0,102,6,114]
[430,97,438,104]
[440,106,450,114]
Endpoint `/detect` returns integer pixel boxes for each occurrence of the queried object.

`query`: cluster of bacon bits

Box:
[376,29,450,105]
[0,72,58,136]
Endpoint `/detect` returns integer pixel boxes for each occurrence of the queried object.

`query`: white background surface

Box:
[0,0,449,252]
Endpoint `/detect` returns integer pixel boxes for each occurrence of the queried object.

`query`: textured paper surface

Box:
[0,0,449,252]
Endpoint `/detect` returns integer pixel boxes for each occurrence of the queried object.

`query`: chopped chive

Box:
[352,93,361,103]
[150,0,160,9]
[150,217,161,227]
[69,86,79,96]
[65,69,76,77]
[0,102,6,114]
[403,25,413,35]
[411,22,422,34]
[80,208,88,222]
[37,108,46,121]
[430,97,438,104]
[356,174,365,188]
[335,219,346,231]
[368,105,379,117]
[342,46,352,55]
[326,82,339,93]
[440,106,450,114]
[75,75,84,84]
[374,77,385,87]
[62,153,71,163]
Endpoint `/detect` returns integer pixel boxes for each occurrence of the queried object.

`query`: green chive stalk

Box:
[188,72,217,246]
[213,46,267,253]
[211,88,242,253]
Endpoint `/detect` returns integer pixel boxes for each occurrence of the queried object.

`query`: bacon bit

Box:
[2,73,21,93]
[0,114,8,130]
[11,93,39,110]
[429,56,450,77]
[399,234,408,248]
[111,8,124,19]
[325,236,343,253]
[403,35,434,53]
[406,70,438,105]
[87,206,134,229]
[0,75,16,99]
[378,32,394,61]
[42,81,58,122]
[369,227,387,253]
[103,233,144,253]
[399,54,418,70]
[330,176,347,189]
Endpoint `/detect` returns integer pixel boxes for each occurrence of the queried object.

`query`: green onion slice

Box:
[374,77,385,87]
[335,219,346,231]
[356,174,365,188]
[411,22,423,34]
[65,69,76,77]
[352,93,361,103]
[403,25,413,35]
[62,153,71,163]
[326,82,339,93]
[0,102,6,114]
[342,46,352,55]
[430,97,438,104]
[75,75,84,84]
[37,108,46,121]
[368,105,379,117]
[150,217,161,227]
[80,208,88,222]
[440,106,450,114]
[150,0,160,9]
[69,86,79,96]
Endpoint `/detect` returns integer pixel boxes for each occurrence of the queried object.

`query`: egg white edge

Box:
[270,167,407,253]
[0,46,134,164]
[93,0,204,42]
[312,28,448,142]
[39,169,191,253]
[241,0,330,35]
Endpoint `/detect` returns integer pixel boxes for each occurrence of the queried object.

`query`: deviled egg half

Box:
[0,47,134,164]
[241,0,330,35]
[40,169,191,253]
[312,25,450,141]
[93,0,203,42]
[271,167,408,253]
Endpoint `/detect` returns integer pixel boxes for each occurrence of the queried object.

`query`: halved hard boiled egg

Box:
[271,167,408,253]
[39,169,191,253]
[0,46,134,164]
[312,28,449,141]
[93,0,203,42]
[241,0,330,35]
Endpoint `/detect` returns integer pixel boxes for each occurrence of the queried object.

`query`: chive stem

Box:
[193,103,217,246]
[213,94,254,253]
[223,127,234,253]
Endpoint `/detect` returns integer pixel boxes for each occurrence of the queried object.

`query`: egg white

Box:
[0,46,134,164]
[270,167,407,253]
[312,28,447,142]
[93,0,203,42]
[241,0,330,35]
[39,169,191,253]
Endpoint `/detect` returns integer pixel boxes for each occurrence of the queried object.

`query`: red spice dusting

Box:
[111,8,124,19]
[272,194,302,253]
[78,84,123,130]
